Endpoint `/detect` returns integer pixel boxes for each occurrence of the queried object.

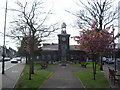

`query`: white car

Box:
[0,56,3,62]
[102,57,106,62]
[15,57,21,61]
[0,57,11,61]
[4,57,11,61]
[116,58,120,61]
[11,58,18,63]
[106,58,114,64]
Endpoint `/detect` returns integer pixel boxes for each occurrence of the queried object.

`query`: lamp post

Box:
[2,0,8,74]
[112,25,117,71]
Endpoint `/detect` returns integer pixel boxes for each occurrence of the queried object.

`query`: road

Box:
[0,58,26,90]
[105,63,119,70]
[0,61,18,73]
[0,60,18,90]
[0,58,26,73]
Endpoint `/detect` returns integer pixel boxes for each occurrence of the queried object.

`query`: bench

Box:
[108,67,120,85]
[81,62,88,68]
[40,63,47,69]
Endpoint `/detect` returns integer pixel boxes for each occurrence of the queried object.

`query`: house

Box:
[0,45,16,58]
[8,47,17,58]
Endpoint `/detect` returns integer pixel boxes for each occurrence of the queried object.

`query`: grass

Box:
[72,62,100,71]
[15,61,111,88]
[72,62,111,88]
[15,64,52,89]
[76,71,111,88]
[48,64,57,66]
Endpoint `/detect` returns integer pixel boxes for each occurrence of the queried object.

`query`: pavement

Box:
[40,63,120,89]
[0,61,18,73]
[103,64,120,88]
[0,73,1,90]
[1,61,25,89]
[1,61,120,89]
[40,64,84,88]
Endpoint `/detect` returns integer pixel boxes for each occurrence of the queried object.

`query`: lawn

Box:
[15,64,52,89]
[74,63,111,88]
[72,62,100,71]
[76,71,111,88]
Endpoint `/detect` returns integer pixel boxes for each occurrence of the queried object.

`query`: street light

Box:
[2,0,8,74]
[112,24,117,71]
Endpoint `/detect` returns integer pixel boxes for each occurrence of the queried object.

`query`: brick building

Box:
[35,23,85,62]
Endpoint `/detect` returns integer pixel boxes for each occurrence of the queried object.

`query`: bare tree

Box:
[8,0,59,80]
[67,0,119,30]
[66,0,119,71]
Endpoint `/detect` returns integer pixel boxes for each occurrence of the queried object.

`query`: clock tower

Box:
[58,22,70,65]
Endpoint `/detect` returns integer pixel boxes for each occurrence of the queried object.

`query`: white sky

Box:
[0,0,119,50]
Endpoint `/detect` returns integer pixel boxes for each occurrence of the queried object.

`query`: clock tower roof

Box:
[61,22,67,34]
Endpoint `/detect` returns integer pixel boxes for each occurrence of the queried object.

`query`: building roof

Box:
[70,45,79,50]
[41,43,79,50]
[42,43,58,50]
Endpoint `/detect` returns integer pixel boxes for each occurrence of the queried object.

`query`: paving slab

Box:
[2,63,25,89]
[103,64,120,88]
[40,64,84,88]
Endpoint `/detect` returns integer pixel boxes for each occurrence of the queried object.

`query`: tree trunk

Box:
[100,55,103,71]
[99,15,103,30]
[28,55,32,80]
[93,61,96,80]
[26,56,28,64]
[92,54,98,80]
[30,32,35,74]
[95,60,97,74]
[31,58,34,74]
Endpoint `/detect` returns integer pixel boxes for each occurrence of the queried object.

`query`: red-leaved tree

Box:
[73,21,120,80]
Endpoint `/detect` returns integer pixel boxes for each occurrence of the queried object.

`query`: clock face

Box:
[62,37,66,41]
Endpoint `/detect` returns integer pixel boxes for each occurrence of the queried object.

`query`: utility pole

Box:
[112,25,117,71]
[2,0,8,74]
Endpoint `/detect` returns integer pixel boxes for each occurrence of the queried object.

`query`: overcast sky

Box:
[0,0,119,50]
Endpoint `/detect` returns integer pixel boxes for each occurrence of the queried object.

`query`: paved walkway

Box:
[1,61,119,89]
[103,64,120,88]
[0,73,1,90]
[40,64,84,88]
[40,63,120,89]
[2,62,25,89]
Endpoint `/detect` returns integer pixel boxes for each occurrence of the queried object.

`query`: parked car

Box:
[0,56,3,62]
[15,57,21,61]
[102,57,106,62]
[105,58,109,63]
[106,58,114,64]
[116,58,120,62]
[4,57,11,61]
[11,58,18,63]
[0,57,11,61]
